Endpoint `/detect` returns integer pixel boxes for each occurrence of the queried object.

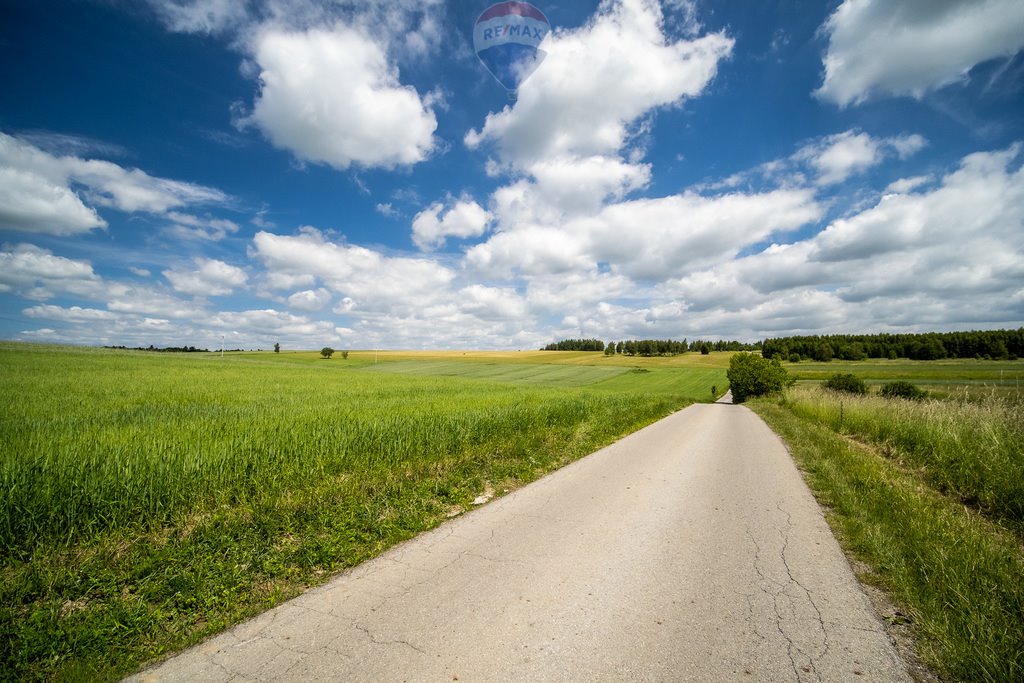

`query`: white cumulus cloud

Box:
[23,304,120,322]
[811,144,1023,267]
[238,25,437,170]
[805,131,881,186]
[164,212,241,241]
[526,156,652,216]
[0,167,106,236]
[718,130,928,189]
[164,257,248,296]
[287,288,331,312]
[817,0,1024,106]
[0,132,229,236]
[467,187,822,282]
[798,131,928,186]
[661,144,1024,337]
[411,196,492,251]
[0,243,104,299]
[251,227,455,315]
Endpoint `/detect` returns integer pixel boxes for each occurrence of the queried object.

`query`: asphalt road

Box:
[129,399,910,682]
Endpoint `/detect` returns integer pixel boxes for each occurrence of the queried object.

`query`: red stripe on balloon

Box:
[477,2,548,24]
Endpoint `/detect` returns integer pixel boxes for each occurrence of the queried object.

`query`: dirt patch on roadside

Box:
[848,557,947,683]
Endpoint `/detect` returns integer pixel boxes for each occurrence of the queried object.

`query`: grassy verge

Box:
[1,344,698,681]
[782,386,1024,530]
[749,392,1024,682]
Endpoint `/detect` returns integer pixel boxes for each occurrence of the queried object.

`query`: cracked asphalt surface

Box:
[128,399,911,682]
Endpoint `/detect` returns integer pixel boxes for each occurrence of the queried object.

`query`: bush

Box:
[823,373,867,395]
[880,380,927,401]
[788,353,801,363]
[726,353,792,403]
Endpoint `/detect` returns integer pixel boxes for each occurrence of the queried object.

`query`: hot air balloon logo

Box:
[473,2,550,100]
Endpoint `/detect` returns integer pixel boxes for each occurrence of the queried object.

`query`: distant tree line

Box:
[761,328,1023,362]
[104,345,211,353]
[687,339,762,353]
[542,338,761,356]
[542,339,607,352]
[616,339,689,356]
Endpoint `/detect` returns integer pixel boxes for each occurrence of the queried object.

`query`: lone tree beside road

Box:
[726,353,792,403]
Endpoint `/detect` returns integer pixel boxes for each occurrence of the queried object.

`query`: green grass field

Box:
[786,357,1024,399]
[0,342,725,681]
[361,359,630,386]
[360,358,726,395]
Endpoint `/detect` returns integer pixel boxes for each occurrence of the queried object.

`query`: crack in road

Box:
[352,621,426,655]
[777,501,830,682]
[745,500,834,682]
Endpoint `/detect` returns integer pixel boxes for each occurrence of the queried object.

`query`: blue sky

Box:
[1,0,1022,350]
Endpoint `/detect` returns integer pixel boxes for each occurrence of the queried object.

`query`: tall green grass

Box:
[783,385,1024,527]
[0,343,695,680]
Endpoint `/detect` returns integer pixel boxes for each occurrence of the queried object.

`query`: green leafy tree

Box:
[726,353,792,403]
[605,341,616,356]
[320,347,335,359]
[273,342,280,354]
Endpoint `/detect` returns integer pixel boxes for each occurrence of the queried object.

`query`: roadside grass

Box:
[749,389,1024,681]
[782,385,1024,531]
[0,343,703,681]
